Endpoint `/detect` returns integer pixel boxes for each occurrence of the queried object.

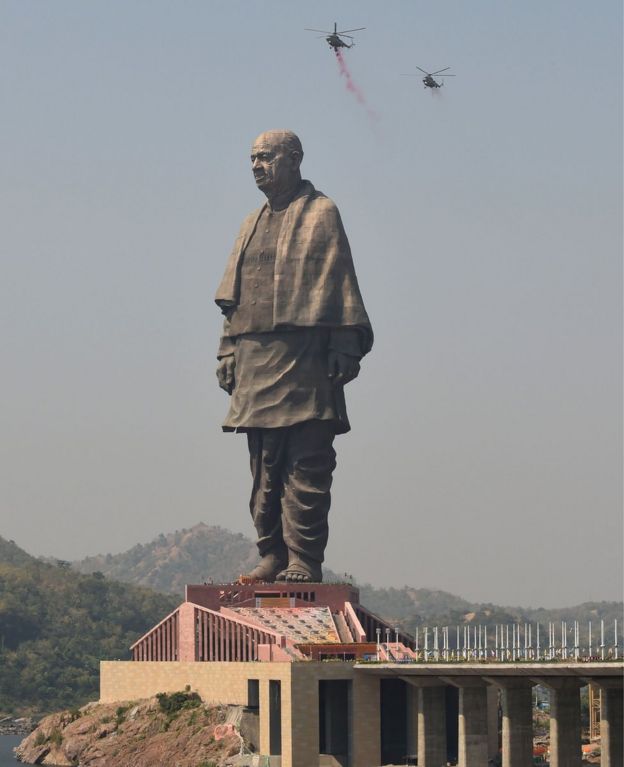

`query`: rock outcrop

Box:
[15,696,244,767]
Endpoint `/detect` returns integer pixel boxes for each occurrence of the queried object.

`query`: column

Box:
[487,683,500,760]
[542,678,582,767]
[442,677,491,767]
[177,602,196,662]
[457,683,490,766]
[285,667,319,767]
[491,679,534,767]
[418,686,447,767]
[598,680,624,767]
[406,682,419,760]
[352,673,381,767]
[258,678,271,757]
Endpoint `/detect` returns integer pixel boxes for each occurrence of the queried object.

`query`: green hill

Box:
[0,536,37,568]
[73,522,258,595]
[0,536,177,715]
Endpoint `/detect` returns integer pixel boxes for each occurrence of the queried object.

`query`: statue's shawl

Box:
[215,181,373,355]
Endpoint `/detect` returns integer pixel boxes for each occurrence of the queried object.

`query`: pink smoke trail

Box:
[334,49,379,125]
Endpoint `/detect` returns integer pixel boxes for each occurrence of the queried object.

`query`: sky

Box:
[1,0,621,607]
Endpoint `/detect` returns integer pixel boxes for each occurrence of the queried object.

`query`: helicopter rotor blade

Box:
[338,27,366,33]
[305,28,333,34]
[414,66,431,75]
[400,74,421,76]
[437,74,456,77]
[338,34,354,40]
[430,67,451,75]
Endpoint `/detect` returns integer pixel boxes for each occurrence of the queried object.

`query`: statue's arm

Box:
[327,328,362,386]
[216,320,236,394]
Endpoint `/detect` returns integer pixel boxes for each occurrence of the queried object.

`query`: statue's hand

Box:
[328,350,360,386]
[216,356,236,394]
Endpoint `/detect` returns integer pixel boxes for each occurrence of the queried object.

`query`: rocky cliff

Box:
[15,694,248,767]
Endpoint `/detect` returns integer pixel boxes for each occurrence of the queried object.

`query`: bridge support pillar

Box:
[539,678,582,767]
[442,677,490,766]
[406,681,419,759]
[417,685,447,767]
[459,684,489,766]
[488,678,534,767]
[598,680,623,767]
[487,683,500,760]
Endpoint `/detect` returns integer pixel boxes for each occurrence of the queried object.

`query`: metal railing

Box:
[375,619,620,663]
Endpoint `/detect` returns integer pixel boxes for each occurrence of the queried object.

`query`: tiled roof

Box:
[231,606,341,644]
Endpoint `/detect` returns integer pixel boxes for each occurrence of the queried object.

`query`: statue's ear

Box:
[291,151,303,171]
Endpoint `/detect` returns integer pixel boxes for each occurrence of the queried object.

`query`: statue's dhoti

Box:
[247,420,336,578]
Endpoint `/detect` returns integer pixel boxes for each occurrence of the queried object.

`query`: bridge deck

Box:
[354,660,623,678]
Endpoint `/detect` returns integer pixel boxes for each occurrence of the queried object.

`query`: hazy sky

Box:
[1,1,621,607]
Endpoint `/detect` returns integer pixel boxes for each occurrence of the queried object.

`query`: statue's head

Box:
[250,129,303,199]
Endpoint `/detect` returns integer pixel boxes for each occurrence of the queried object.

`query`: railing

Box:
[131,608,180,661]
[195,605,285,662]
[343,602,367,643]
[399,620,621,663]
[354,604,414,646]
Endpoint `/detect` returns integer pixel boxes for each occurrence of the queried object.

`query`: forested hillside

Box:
[360,583,622,641]
[73,523,258,595]
[0,537,177,715]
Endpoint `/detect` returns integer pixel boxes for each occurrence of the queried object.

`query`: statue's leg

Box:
[245,428,288,582]
[276,420,336,583]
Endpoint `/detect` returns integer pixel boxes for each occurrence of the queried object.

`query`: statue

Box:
[215,129,372,583]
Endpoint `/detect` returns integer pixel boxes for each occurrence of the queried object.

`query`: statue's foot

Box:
[243,552,287,583]
[275,553,322,583]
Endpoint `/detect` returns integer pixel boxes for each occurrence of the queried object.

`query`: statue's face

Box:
[250,133,300,197]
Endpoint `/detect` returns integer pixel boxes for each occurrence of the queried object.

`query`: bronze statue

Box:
[215,130,372,583]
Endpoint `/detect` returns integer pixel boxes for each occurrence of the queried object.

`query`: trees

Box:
[0,553,177,715]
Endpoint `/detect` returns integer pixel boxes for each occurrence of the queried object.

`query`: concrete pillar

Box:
[177,601,196,662]
[352,673,381,767]
[496,680,534,767]
[259,678,271,757]
[542,678,582,767]
[487,683,500,760]
[285,668,319,767]
[599,682,623,767]
[418,686,447,767]
[442,677,491,767]
[406,682,419,759]
[458,686,489,766]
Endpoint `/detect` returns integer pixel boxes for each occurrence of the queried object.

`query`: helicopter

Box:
[305,22,366,51]
[402,66,456,89]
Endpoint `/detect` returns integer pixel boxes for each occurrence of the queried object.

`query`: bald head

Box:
[250,129,304,205]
